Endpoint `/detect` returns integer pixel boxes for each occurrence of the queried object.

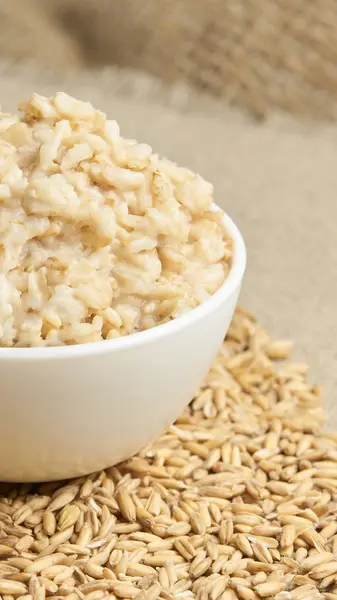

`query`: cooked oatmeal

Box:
[0,93,232,347]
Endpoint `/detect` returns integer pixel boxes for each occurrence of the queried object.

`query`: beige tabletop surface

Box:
[1,65,336,426]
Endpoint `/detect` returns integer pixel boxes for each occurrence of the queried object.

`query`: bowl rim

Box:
[0,208,246,361]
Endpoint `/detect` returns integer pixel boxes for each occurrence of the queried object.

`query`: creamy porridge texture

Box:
[0,93,232,347]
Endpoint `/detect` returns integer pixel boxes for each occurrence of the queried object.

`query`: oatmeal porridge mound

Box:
[0,93,232,347]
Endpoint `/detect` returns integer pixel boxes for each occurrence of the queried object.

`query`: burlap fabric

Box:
[1,0,337,119]
[55,0,337,120]
[0,0,81,70]
[21,0,337,120]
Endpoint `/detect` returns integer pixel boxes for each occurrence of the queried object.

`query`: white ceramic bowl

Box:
[0,211,246,482]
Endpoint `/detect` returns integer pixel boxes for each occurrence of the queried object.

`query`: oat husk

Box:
[0,307,336,600]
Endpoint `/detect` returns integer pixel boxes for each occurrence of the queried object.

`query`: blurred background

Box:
[1,0,337,121]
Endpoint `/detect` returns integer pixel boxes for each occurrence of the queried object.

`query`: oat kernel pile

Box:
[0,309,335,600]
